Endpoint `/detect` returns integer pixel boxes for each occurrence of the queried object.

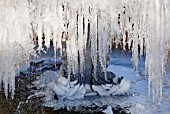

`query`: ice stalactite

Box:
[98,6,112,80]
[77,3,86,76]
[130,1,140,71]
[0,5,3,92]
[108,0,170,102]
[66,5,79,79]
[144,0,170,102]
[90,5,98,80]
[121,0,170,102]
[37,0,43,50]
[0,0,34,98]
[0,0,170,102]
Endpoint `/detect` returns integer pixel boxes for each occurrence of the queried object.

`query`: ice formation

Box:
[0,0,170,102]
[102,105,113,114]
[0,0,34,98]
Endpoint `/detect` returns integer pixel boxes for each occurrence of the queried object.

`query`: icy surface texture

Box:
[0,0,34,98]
[0,0,170,102]
[30,66,130,101]
[37,60,170,113]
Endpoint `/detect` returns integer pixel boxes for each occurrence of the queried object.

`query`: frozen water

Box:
[25,50,170,113]
[0,0,170,103]
[102,105,113,114]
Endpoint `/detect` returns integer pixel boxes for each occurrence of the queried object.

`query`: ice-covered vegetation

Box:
[0,0,170,103]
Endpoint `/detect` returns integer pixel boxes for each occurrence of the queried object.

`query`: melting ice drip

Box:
[0,0,170,102]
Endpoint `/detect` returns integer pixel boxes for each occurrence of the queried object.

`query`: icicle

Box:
[0,0,34,98]
[131,29,139,71]
[121,5,127,50]
[37,0,43,50]
[50,0,63,69]
[0,12,3,92]
[66,4,79,80]
[44,27,51,48]
[144,0,170,102]
[78,2,85,75]
[83,15,88,51]
[57,1,63,50]
[106,7,112,62]
[41,0,52,48]
[0,0,170,101]
[98,6,111,81]
[90,4,98,80]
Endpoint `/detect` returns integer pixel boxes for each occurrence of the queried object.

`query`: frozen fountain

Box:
[0,0,170,112]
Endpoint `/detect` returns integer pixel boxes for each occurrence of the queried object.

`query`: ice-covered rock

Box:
[92,77,131,96]
[37,70,131,100]
[102,105,113,114]
[92,72,131,96]
[46,75,86,100]
[130,103,146,114]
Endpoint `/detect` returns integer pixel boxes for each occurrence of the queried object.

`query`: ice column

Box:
[145,0,170,102]
[0,0,34,98]
[90,5,98,80]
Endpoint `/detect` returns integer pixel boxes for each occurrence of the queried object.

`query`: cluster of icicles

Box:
[0,0,170,102]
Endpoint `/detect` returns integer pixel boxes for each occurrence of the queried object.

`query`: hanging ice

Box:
[0,0,169,102]
[0,0,34,98]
